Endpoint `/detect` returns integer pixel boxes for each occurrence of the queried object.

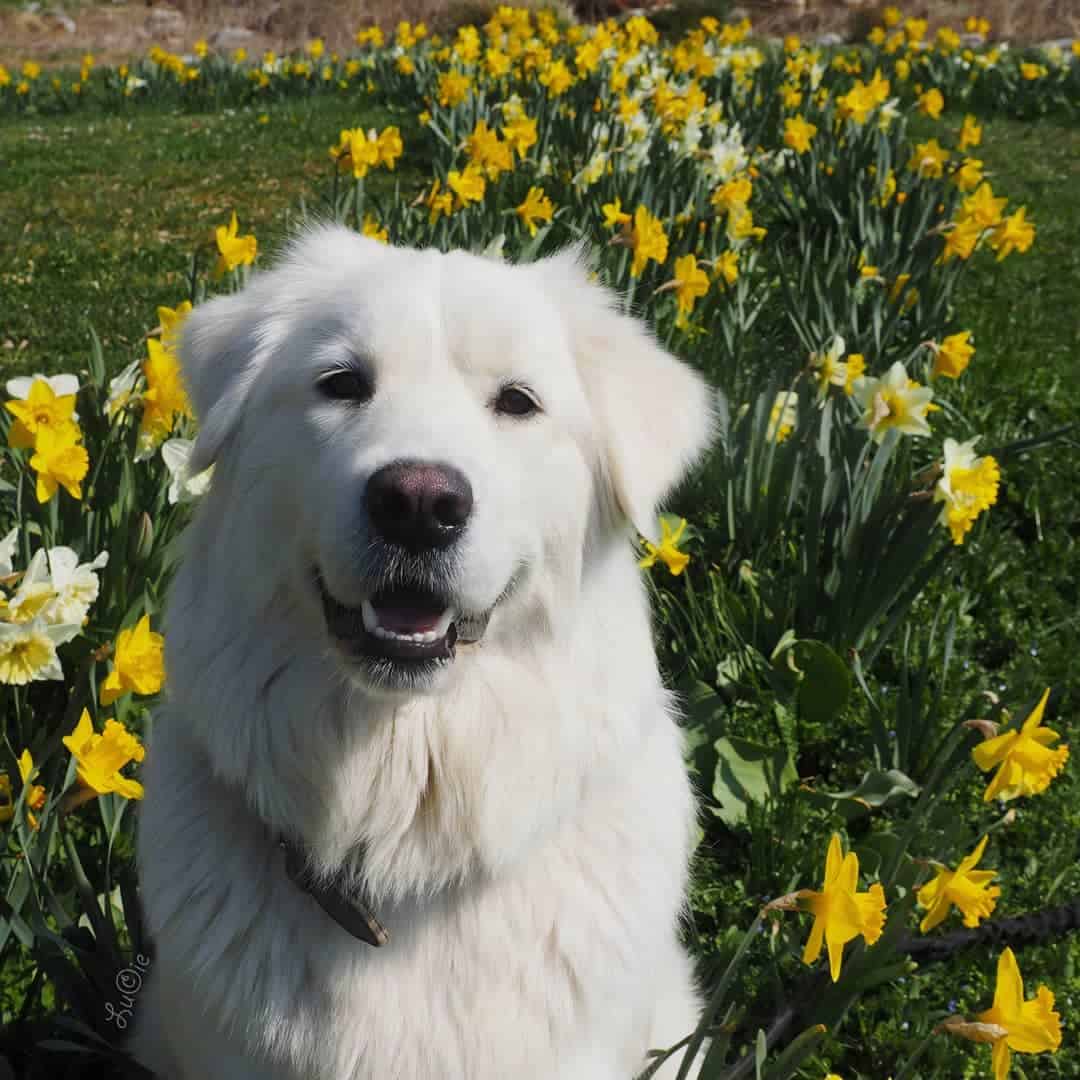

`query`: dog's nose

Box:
[366,462,473,551]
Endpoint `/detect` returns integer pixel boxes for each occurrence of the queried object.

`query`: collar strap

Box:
[278,833,389,947]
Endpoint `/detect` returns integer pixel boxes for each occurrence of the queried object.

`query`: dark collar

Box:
[278,833,389,947]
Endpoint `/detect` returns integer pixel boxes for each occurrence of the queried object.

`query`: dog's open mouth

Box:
[316,571,491,667]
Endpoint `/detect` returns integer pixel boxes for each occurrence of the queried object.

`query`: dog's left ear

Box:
[532,247,716,541]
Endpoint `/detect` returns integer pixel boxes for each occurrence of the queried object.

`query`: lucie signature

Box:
[104,953,151,1030]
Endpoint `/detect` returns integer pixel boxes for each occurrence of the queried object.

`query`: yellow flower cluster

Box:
[5,376,88,504]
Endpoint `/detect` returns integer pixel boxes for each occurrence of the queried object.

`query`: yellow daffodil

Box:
[959,114,983,151]
[638,517,691,576]
[942,218,986,262]
[990,207,1035,261]
[447,165,486,209]
[972,689,1069,802]
[917,87,944,118]
[99,614,166,705]
[158,300,193,353]
[958,183,1007,231]
[601,197,631,230]
[934,437,1000,545]
[917,835,1000,931]
[799,833,886,982]
[502,114,538,158]
[6,378,79,450]
[783,115,817,154]
[214,212,257,276]
[629,205,668,277]
[62,709,145,801]
[967,948,1062,1080]
[424,179,454,224]
[361,214,389,244]
[714,249,739,287]
[515,186,554,237]
[953,158,984,193]
[670,255,709,326]
[139,338,193,458]
[908,138,950,178]
[853,361,934,442]
[17,750,46,830]
[29,425,89,503]
[932,330,975,379]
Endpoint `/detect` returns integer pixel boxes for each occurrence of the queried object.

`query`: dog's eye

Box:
[318,369,375,403]
[493,386,540,418]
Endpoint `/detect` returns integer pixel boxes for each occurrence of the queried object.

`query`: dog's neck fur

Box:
[162,508,661,910]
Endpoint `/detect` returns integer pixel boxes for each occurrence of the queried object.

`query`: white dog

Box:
[127,226,714,1080]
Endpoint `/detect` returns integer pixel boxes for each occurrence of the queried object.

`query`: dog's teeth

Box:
[361,599,379,634]
[432,608,455,637]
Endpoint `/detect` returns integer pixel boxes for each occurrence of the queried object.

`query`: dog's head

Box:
[178,225,713,696]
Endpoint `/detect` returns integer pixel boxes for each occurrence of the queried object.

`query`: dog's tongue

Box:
[374,604,443,634]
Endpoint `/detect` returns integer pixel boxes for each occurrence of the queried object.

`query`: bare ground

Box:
[1,0,1077,71]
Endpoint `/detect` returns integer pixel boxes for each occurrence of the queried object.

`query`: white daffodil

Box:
[162,438,214,504]
[6,546,107,626]
[766,390,798,444]
[809,336,864,402]
[853,361,935,443]
[0,618,81,684]
[106,357,143,419]
[0,527,18,577]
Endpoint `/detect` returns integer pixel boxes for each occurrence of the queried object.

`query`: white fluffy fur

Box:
[127,226,715,1079]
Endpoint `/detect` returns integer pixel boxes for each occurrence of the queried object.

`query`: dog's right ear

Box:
[180,288,266,477]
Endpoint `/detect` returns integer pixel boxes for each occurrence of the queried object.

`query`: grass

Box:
[0,93,419,384]
[2,91,1079,1078]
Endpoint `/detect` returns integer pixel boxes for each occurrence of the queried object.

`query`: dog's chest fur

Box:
[133,622,697,1079]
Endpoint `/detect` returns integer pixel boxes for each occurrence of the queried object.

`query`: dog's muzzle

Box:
[315,572,494,669]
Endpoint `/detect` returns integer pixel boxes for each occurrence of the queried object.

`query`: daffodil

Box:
[29,425,89,503]
[934,438,1000,545]
[959,114,983,150]
[767,390,798,443]
[214,212,257,276]
[942,218,986,262]
[158,301,193,353]
[639,517,691,576]
[972,689,1069,802]
[515,186,554,237]
[17,750,46,830]
[957,183,1007,231]
[809,336,861,401]
[917,835,1000,931]
[139,338,193,460]
[99,614,165,705]
[629,205,668,277]
[968,948,1062,1080]
[799,834,886,982]
[62,709,145,801]
[5,378,80,450]
[714,249,739,287]
[917,87,944,118]
[783,115,817,154]
[908,138,949,177]
[853,362,934,442]
[0,619,76,684]
[601,197,630,230]
[670,255,709,326]
[161,439,214,504]
[932,330,975,379]
[989,208,1035,261]
[447,166,486,209]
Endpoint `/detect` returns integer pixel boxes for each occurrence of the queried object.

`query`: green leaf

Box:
[794,640,850,725]
[712,736,797,826]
